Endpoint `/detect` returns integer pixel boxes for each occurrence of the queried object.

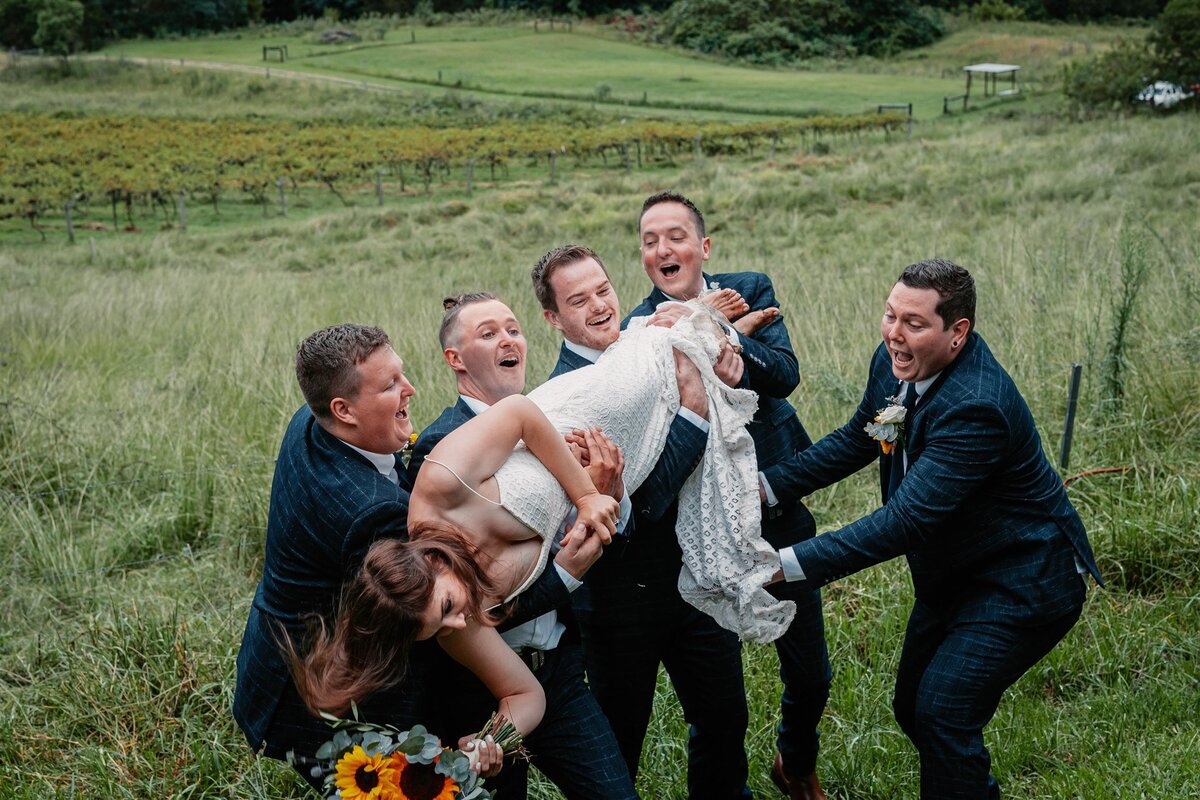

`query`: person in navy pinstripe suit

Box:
[233,324,569,788]
[406,293,639,800]
[532,244,749,800]
[763,259,1101,800]
[629,193,831,800]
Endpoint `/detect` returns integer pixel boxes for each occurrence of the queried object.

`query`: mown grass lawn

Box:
[103,24,961,117]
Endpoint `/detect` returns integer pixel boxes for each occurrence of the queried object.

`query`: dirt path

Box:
[81,54,412,95]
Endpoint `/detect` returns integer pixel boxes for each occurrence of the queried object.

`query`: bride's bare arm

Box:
[424,395,619,540]
[438,622,545,736]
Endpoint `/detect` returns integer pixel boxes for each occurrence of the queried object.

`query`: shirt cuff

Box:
[677,405,710,434]
[778,547,806,582]
[759,471,779,507]
[616,489,632,534]
[554,561,584,592]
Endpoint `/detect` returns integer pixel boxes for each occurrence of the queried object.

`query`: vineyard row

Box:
[1,111,905,235]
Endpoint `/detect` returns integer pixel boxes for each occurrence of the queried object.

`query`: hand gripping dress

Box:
[493,301,795,643]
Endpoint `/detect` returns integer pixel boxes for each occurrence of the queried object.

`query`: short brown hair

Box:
[640,191,706,239]
[531,244,609,312]
[897,258,976,331]
[295,324,391,420]
[438,292,499,349]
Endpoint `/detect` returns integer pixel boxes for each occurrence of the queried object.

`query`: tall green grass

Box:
[1,62,1197,799]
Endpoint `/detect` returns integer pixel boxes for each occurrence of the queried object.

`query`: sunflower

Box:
[394,753,459,800]
[334,745,401,800]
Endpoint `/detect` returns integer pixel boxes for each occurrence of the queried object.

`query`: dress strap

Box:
[423,457,503,507]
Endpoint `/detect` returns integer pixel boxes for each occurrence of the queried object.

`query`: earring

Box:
[951,341,959,348]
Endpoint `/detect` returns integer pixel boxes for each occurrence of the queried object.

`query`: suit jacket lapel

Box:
[903,332,980,458]
[455,396,477,420]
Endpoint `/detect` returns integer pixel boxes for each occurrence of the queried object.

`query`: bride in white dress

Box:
[293,299,791,742]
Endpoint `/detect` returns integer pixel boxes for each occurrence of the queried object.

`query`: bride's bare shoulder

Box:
[411,458,465,506]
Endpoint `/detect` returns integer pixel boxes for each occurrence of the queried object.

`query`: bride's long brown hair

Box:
[285,522,501,717]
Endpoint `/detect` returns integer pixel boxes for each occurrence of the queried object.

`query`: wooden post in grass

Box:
[548,151,558,183]
[466,159,474,195]
[177,190,187,230]
[375,169,384,206]
[276,178,287,216]
[693,133,704,165]
[88,236,97,262]
[634,137,642,168]
[621,142,631,172]
[1059,363,1083,471]
[64,201,75,244]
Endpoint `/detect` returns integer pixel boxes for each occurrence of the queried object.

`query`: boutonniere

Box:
[400,432,418,465]
[864,396,906,455]
[708,280,720,290]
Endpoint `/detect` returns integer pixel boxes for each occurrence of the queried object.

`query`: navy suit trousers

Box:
[892,582,1085,800]
[580,589,751,800]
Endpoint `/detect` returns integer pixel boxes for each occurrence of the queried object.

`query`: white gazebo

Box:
[963,63,1021,100]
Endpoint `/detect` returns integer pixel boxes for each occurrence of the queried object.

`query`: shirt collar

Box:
[342,441,397,480]
[563,339,606,364]
[904,373,941,401]
[459,394,492,416]
[661,276,708,304]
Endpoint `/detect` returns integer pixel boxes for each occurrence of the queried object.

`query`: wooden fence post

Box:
[177,190,187,230]
[466,159,474,195]
[64,201,75,243]
[276,178,287,216]
[375,169,384,206]
[1059,363,1083,471]
[693,133,704,165]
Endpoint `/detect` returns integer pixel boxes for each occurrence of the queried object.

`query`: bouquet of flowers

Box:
[292,710,524,800]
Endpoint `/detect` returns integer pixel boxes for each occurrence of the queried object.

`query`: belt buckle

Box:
[523,648,545,672]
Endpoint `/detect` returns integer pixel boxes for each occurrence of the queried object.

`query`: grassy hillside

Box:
[2,23,1199,799]
[101,23,959,118]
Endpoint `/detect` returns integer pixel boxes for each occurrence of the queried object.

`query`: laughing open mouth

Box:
[589,313,613,327]
[499,354,521,368]
[660,264,681,278]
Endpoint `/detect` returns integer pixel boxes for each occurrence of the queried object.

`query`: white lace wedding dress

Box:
[493,301,795,643]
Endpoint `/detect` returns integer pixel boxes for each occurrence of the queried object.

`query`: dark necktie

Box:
[885,383,919,504]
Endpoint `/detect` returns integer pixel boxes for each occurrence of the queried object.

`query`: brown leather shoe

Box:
[770,753,827,800]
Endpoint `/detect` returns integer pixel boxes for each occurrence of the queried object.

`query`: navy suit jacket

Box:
[547,341,708,618]
[625,270,816,547]
[407,397,571,628]
[763,332,1102,623]
[233,405,412,753]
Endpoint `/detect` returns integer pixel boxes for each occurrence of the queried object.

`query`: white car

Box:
[1136,81,1194,108]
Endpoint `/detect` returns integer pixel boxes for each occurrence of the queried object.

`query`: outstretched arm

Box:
[425,394,619,541]
[439,622,545,737]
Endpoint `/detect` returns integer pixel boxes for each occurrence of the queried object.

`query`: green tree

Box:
[1062,39,1157,112]
[32,0,84,57]
[1153,0,1200,85]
